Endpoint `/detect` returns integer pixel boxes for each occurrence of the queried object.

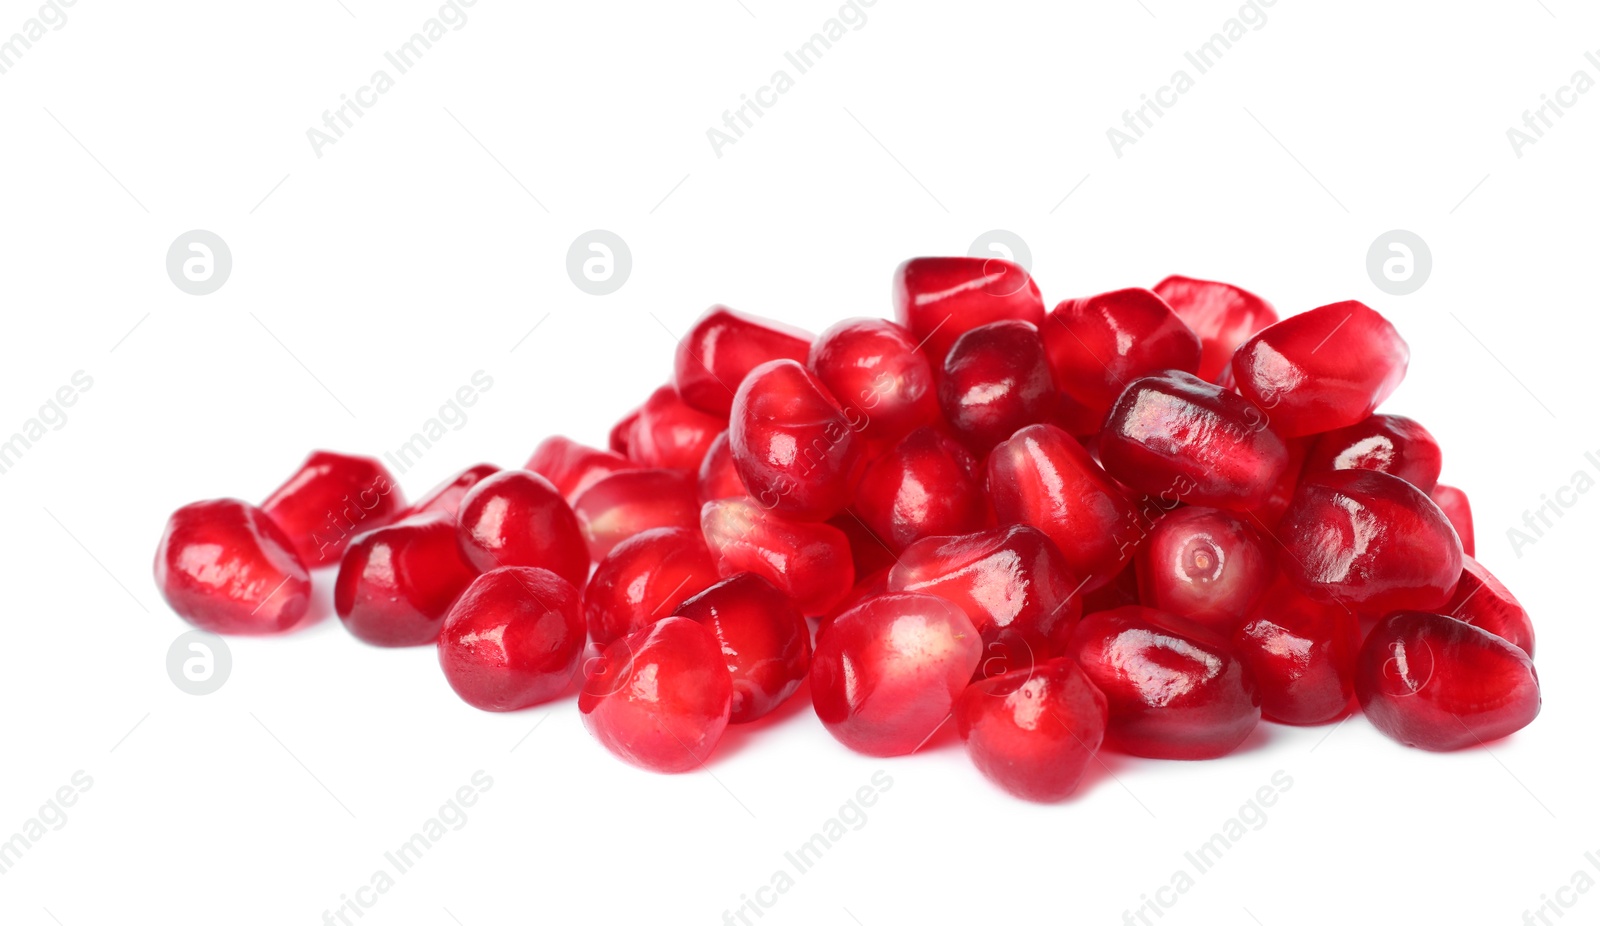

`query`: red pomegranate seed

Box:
[1445,557,1534,655]
[1303,414,1442,494]
[1067,605,1261,759]
[1099,370,1288,510]
[955,657,1109,802]
[583,526,719,648]
[1231,300,1409,438]
[525,436,635,504]
[1276,469,1462,615]
[1355,610,1540,751]
[700,497,855,616]
[808,317,939,442]
[1042,288,1202,420]
[608,407,640,457]
[579,616,733,773]
[938,320,1059,454]
[1153,275,1278,384]
[154,498,311,635]
[892,256,1045,365]
[260,451,406,568]
[1430,484,1475,557]
[1232,576,1359,725]
[1081,560,1142,615]
[1136,507,1272,635]
[828,510,900,578]
[1244,435,1311,531]
[402,463,500,520]
[729,359,864,521]
[437,566,585,711]
[455,470,588,589]
[674,572,812,723]
[613,384,724,470]
[810,592,982,756]
[674,306,813,418]
[335,513,478,646]
[696,431,746,503]
[817,566,891,641]
[572,468,701,561]
[854,426,989,552]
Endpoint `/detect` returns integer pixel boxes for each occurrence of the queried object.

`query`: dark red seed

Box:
[893,256,1045,365]
[1429,484,1475,557]
[700,497,855,616]
[730,359,864,522]
[1042,288,1202,421]
[938,320,1058,454]
[675,572,811,724]
[1445,557,1534,655]
[1303,414,1442,494]
[1232,577,1359,725]
[1136,507,1272,636]
[955,657,1109,802]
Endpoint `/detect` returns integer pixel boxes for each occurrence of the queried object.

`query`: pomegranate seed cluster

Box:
[153,257,1540,801]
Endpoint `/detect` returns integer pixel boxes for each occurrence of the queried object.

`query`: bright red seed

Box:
[1153,275,1278,384]
[525,436,635,505]
[674,306,813,418]
[893,256,1045,365]
[696,431,747,503]
[1302,414,1442,494]
[808,317,940,443]
[437,566,585,711]
[1042,288,1202,421]
[729,359,864,522]
[455,470,588,589]
[335,513,478,646]
[583,526,719,648]
[1232,576,1359,725]
[1136,506,1272,636]
[1429,483,1475,557]
[955,657,1109,802]
[853,426,989,552]
[938,320,1059,454]
[700,497,856,616]
[1445,557,1534,655]
[402,463,500,521]
[613,384,725,470]
[260,450,406,568]
[572,468,702,562]
[674,572,812,724]
[155,498,312,635]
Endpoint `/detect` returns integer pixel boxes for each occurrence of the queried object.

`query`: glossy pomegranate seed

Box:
[437,566,584,711]
[729,359,863,521]
[1277,469,1462,615]
[1303,414,1442,494]
[608,406,640,457]
[579,617,733,773]
[1355,610,1540,751]
[154,499,311,635]
[987,424,1138,591]
[525,436,635,505]
[335,513,478,646]
[938,320,1058,454]
[674,306,813,418]
[955,657,1108,802]
[614,385,724,470]
[817,566,891,641]
[1042,288,1202,420]
[674,572,811,723]
[1232,577,1359,725]
[1231,300,1409,438]
[1446,557,1534,655]
[1099,370,1288,510]
[1430,484,1475,557]
[810,592,982,756]
[701,497,855,616]
[828,510,900,579]
[573,468,701,561]
[808,317,939,442]
[1136,507,1272,635]
[455,470,588,588]
[696,431,746,503]
[260,451,406,568]
[892,256,1045,365]
[1153,275,1279,384]
[584,527,719,648]
[1067,605,1260,759]
[402,463,499,520]
[1244,436,1310,531]
[854,426,988,552]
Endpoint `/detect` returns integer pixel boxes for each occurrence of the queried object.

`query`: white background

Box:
[1,1,1596,924]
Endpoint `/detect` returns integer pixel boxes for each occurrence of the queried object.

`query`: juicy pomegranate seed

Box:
[1067,605,1261,759]
[608,407,640,457]
[1445,557,1534,655]
[1303,414,1442,494]
[573,468,702,561]
[525,436,635,504]
[1232,577,1359,725]
[954,657,1109,802]
[579,616,733,773]
[674,572,812,723]
[154,498,312,635]
[1231,300,1409,438]
[853,426,988,552]
[1244,436,1311,531]
[700,497,855,616]
[1042,288,1202,420]
[437,566,584,711]
[1136,507,1272,635]
[808,317,939,442]
[817,566,891,642]
[1276,469,1463,615]
[260,450,406,568]
[938,320,1059,453]
[455,470,588,589]
[1153,275,1279,384]
[402,463,500,520]
[892,256,1045,365]
[1430,484,1475,557]
[828,510,900,578]
[335,513,478,646]
[697,431,746,502]
[674,306,813,418]
[584,526,719,647]
[729,359,864,521]
[810,592,983,756]
[1355,610,1540,751]
[613,385,724,470]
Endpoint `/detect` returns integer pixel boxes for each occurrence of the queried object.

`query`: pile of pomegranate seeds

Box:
[152,256,1542,802]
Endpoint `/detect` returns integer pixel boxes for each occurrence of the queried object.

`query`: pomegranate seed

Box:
[938,320,1059,453]
[1153,275,1278,384]
[955,657,1109,802]
[1231,300,1409,438]
[810,592,982,756]
[701,497,855,616]
[1081,560,1142,615]
[1232,577,1359,725]
[1445,557,1534,655]
[892,256,1045,365]
[1303,414,1442,494]
[437,566,584,711]
[579,617,733,773]
[1042,288,1202,420]
[808,317,939,442]
[1067,605,1261,759]
[828,510,900,578]
[260,451,406,568]
[455,470,588,589]
[525,436,635,505]
[696,431,746,503]
[817,567,891,641]
[730,359,863,521]
[1136,507,1272,635]
[573,468,701,562]
[674,572,812,723]
[154,499,311,635]
[402,463,500,520]
[608,407,640,457]
[614,385,724,470]
[1430,484,1475,557]
[1355,610,1540,750]
[1244,436,1311,531]
[853,426,989,552]
[584,526,719,648]
[335,513,478,646]
[674,306,813,418]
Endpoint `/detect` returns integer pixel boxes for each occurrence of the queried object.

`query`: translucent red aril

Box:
[608,406,640,457]
[154,499,311,635]
[402,463,499,520]
[955,657,1109,802]
[1232,577,1359,725]
[525,436,635,505]
[1446,557,1535,655]
[584,527,719,648]
[573,468,701,561]
[579,617,733,773]
[817,567,891,641]
[1356,610,1540,751]
[1067,605,1261,759]
[335,513,478,646]
[614,385,724,470]
[260,451,406,568]
[437,566,584,711]
[986,424,1138,591]
[808,317,939,442]
[1430,484,1475,557]
[674,572,811,723]
[1099,370,1288,510]
[701,497,855,615]
[697,431,746,503]
[892,256,1045,365]
[454,470,588,588]
[854,426,988,552]
[1042,288,1202,420]
[1231,300,1410,438]
[1277,469,1462,615]
[810,592,983,756]
[1303,414,1442,494]
[729,359,863,521]
[1246,435,1310,531]
[1153,275,1279,384]
[673,306,813,418]
[1137,507,1272,635]
[938,320,1058,454]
